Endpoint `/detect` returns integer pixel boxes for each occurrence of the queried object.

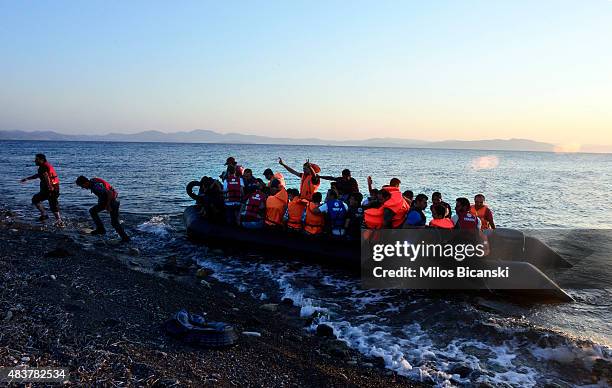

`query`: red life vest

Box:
[287,197,306,230]
[243,190,266,221]
[304,202,325,235]
[364,207,384,229]
[43,161,60,186]
[91,177,118,199]
[455,211,479,230]
[225,175,242,203]
[429,218,454,229]
[470,205,492,230]
[382,187,409,228]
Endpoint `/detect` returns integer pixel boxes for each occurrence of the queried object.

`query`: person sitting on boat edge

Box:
[345,192,364,240]
[220,156,244,181]
[452,197,481,230]
[285,188,306,232]
[242,169,259,196]
[382,179,409,228]
[404,194,428,228]
[430,191,452,218]
[278,158,321,201]
[222,164,244,226]
[264,179,288,228]
[470,194,496,230]
[302,192,325,236]
[429,203,455,229]
[263,168,286,189]
[312,189,348,237]
[319,168,359,202]
[240,178,267,229]
[402,190,414,207]
[363,189,391,229]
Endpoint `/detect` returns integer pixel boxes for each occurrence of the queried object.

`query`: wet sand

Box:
[0,210,426,387]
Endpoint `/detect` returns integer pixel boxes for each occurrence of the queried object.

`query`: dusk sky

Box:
[1,1,611,145]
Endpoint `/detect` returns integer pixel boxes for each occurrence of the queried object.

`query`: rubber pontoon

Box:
[183,205,573,302]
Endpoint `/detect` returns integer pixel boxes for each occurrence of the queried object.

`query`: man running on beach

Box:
[20,153,63,226]
[75,176,130,242]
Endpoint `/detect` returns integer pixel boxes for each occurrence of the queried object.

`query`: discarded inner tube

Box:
[164,309,238,348]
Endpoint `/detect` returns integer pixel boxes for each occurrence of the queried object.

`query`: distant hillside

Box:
[1,129,607,153]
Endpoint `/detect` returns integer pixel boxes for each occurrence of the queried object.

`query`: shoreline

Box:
[0,210,426,387]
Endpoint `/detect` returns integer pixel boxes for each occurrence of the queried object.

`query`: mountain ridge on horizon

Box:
[1,129,609,153]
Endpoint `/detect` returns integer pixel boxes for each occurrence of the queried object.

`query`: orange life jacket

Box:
[265,187,288,226]
[382,187,409,228]
[429,218,455,229]
[287,197,306,230]
[267,172,286,188]
[364,206,385,229]
[303,202,325,235]
[470,205,491,230]
[299,174,320,201]
[43,161,60,186]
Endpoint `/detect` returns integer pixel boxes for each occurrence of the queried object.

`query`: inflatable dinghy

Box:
[183,204,573,302]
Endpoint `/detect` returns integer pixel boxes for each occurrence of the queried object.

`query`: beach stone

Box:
[3,311,13,322]
[315,323,335,338]
[9,229,18,233]
[259,303,278,312]
[224,291,236,298]
[196,268,214,278]
[50,275,57,280]
[281,297,294,306]
[362,362,374,368]
[449,363,472,378]
[242,331,261,337]
[347,360,357,366]
[21,356,30,362]
[128,247,140,256]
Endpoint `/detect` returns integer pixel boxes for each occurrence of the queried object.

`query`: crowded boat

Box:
[187,156,497,239]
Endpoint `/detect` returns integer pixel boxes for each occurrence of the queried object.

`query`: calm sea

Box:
[1,140,611,387]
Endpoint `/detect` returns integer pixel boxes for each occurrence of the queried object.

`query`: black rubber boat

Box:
[183,205,573,302]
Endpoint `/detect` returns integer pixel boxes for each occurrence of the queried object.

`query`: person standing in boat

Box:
[278,158,321,201]
[220,157,244,181]
[264,179,288,228]
[319,169,359,202]
[470,194,496,230]
[263,168,286,189]
[20,153,63,226]
[222,164,244,226]
[382,179,409,228]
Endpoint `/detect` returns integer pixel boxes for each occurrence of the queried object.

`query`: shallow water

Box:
[1,140,611,386]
